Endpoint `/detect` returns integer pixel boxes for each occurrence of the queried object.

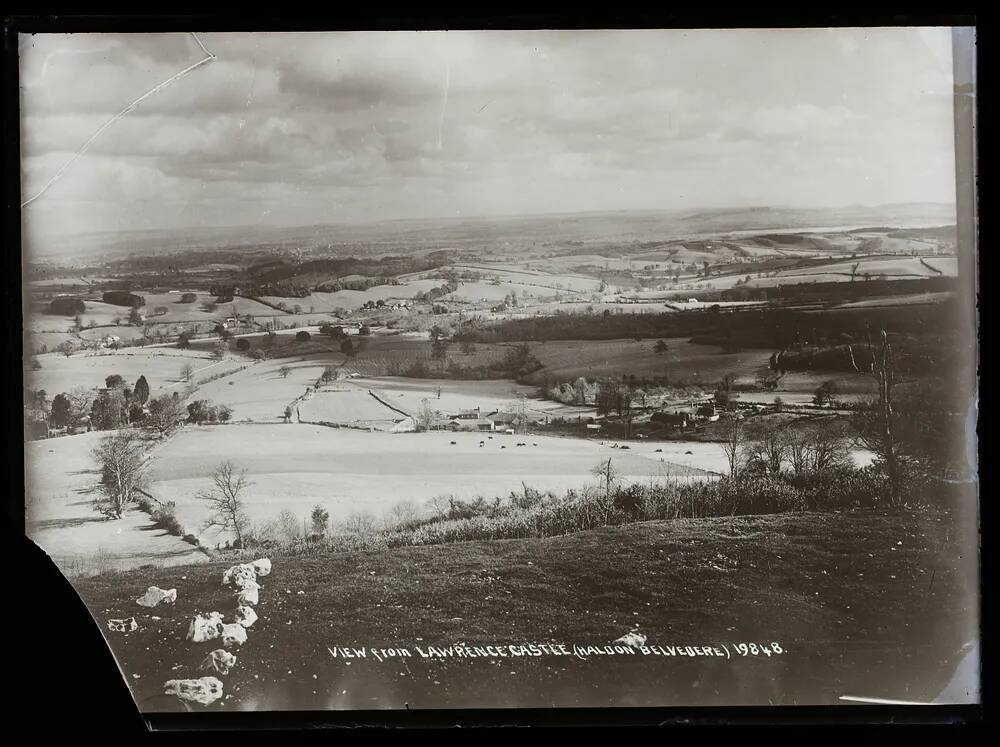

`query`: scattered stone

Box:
[163,676,224,706]
[221,623,248,648]
[235,605,258,628]
[615,632,647,648]
[136,586,177,608]
[236,584,259,606]
[187,612,224,643]
[222,563,258,590]
[200,649,237,675]
[108,617,138,633]
[251,558,272,577]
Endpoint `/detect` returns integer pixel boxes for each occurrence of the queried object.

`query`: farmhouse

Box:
[652,410,691,429]
[695,402,719,422]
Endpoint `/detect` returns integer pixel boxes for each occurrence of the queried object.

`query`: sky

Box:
[19,28,958,245]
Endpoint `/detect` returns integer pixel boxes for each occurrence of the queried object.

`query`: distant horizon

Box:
[27,200,959,245]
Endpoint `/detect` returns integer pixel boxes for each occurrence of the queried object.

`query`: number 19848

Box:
[733,642,784,656]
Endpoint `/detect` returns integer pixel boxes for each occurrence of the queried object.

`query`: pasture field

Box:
[443,280,562,303]
[25,431,206,576]
[523,338,772,386]
[25,348,222,396]
[147,425,696,544]
[773,256,956,280]
[27,310,77,334]
[192,355,331,423]
[260,280,441,312]
[25,330,78,353]
[446,264,602,293]
[297,386,405,426]
[356,376,593,419]
[77,324,150,343]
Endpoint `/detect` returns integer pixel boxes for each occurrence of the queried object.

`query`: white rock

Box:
[221,623,248,648]
[164,676,224,706]
[236,584,259,606]
[251,558,272,577]
[222,563,257,589]
[107,617,138,633]
[136,586,177,608]
[200,649,237,675]
[614,632,647,648]
[234,605,258,628]
[186,612,224,643]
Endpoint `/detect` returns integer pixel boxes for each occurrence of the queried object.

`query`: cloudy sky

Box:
[20,28,957,242]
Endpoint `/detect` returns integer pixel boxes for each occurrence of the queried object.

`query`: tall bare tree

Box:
[91,430,148,519]
[849,327,904,505]
[720,414,746,479]
[591,457,619,524]
[197,461,252,548]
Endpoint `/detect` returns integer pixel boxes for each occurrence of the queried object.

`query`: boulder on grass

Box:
[221,623,248,648]
[251,558,272,577]
[186,612,224,643]
[614,632,647,648]
[136,586,177,608]
[234,605,258,628]
[200,649,237,676]
[236,583,259,606]
[107,617,138,633]
[222,563,258,589]
[163,676,224,706]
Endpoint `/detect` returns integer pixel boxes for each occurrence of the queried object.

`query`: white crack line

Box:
[21,32,217,208]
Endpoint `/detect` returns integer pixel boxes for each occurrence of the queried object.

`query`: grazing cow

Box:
[501,445,506,449]
[532,443,538,447]
[655,449,663,453]
[450,441,457,445]
[685,450,693,455]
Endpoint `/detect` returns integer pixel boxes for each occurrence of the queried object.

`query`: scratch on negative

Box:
[21,32,218,209]
[437,63,450,152]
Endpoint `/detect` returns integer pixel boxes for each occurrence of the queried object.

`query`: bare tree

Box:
[849,327,904,505]
[342,511,379,541]
[180,362,195,383]
[743,417,788,475]
[91,430,148,519]
[807,419,851,473]
[720,414,746,479]
[197,461,252,548]
[416,398,437,431]
[278,365,291,379]
[591,457,618,523]
[67,385,95,424]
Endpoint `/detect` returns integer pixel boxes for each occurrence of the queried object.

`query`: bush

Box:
[296,330,311,342]
[150,501,185,536]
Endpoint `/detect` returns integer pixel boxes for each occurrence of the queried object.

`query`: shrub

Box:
[150,501,185,536]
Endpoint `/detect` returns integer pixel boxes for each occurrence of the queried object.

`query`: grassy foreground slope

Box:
[76,509,977,711]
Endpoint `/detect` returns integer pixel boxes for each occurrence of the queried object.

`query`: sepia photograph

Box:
[17,24,978,717]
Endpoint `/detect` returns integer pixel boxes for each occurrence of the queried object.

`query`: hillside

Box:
[75,509,976,711]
